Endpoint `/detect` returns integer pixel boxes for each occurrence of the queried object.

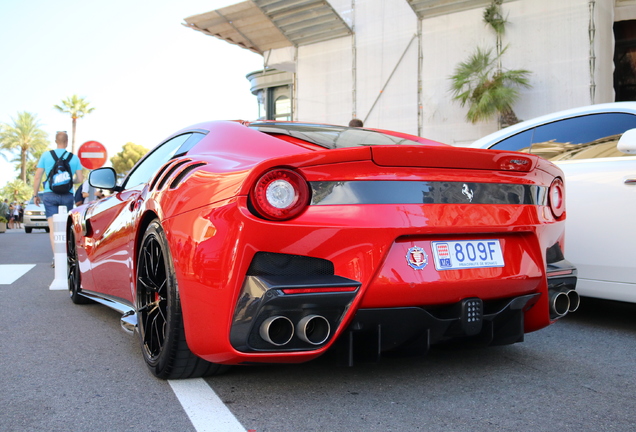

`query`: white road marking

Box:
[169,378,246,432]
[2,260,244,428]
[0,264,36,285]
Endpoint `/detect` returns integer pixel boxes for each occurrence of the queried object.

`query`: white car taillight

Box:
[549,178,565,219]
[252,168,310,220]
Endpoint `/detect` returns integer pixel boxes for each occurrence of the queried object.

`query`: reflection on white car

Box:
[470,102,636,303]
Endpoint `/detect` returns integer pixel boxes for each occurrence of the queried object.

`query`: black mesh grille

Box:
[247,252,334,277]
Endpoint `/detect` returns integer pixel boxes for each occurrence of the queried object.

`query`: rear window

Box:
[248,123,425,149]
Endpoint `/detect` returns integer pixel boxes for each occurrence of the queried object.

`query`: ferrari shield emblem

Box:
[406,246,428,270]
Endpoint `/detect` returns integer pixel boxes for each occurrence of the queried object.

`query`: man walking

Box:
[32,131,83,265]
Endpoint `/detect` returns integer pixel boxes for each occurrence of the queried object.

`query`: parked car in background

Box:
[23,199,48,233]
[67,120,577,379]
[470,102,636,303]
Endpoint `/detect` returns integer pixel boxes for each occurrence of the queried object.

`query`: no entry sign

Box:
[78,141,107,170]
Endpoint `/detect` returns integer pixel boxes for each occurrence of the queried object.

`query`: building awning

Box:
[406,0,512,19]
[183,0,352,55]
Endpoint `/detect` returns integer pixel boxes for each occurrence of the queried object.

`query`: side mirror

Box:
[617,128,636,154]
[89,167,119,191]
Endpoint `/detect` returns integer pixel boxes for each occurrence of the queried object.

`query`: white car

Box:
[470,102,636,303]
[23,199,48,234]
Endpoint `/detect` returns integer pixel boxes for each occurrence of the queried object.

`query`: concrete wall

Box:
[297,37,353,124]
[297,0,418,134]
[354,0,418,135]
[294,0,622,145]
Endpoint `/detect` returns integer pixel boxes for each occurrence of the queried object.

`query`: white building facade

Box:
[185,0,636,145]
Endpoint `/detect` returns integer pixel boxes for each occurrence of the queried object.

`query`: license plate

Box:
[34,222,48,227]
[431,240,504,270]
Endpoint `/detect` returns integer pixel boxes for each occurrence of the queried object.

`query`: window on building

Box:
[246,70,294,121]
[274,95,291,121]
[266,86,291,121]
[614,20,636,101]
[256,90,266,120]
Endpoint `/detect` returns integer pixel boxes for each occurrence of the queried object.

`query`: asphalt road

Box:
[1,228,635,432]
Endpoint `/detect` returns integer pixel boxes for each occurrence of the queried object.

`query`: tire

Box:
[25,227,32,234]
[136,220,227,379]
[67,226,91,304]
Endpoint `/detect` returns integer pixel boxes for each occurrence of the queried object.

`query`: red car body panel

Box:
[68,120,577,368]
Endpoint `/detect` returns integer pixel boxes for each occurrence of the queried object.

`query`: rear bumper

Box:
[336,293,541,365]
[226,256,577,363]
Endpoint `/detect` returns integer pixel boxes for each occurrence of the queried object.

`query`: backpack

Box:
[47,151,74,194]
[74,186,84,205]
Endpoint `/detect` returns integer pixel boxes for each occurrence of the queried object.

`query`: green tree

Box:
[483,0,507,56]
[54,95,95,153]
[449,0,531,126]
[10,147,47,185]
[110,142,149,180]
[0,112,49,184]
[1,178,32,203]
[450,47,531,125]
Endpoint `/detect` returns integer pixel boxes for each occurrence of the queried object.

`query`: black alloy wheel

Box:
[136,219,226,379]
[67,226,90,304]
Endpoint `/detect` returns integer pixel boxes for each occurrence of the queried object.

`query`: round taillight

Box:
[252,169,310,220]
[548,178,565,218]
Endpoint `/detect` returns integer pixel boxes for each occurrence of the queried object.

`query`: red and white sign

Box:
[78,141,107,170]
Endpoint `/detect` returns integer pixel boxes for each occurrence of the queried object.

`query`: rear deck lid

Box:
[371,146,537,172]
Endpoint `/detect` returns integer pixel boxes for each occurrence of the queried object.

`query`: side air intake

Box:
[149,160,208,192]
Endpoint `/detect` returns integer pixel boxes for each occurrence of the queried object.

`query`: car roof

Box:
[469,102,636,149]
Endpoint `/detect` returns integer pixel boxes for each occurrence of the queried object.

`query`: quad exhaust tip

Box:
[296,315,331,345]
[567,290,580,313]
[550,290,570,318]
[260,314,332,346]
[260,316,294,346]
[549,289,580,318]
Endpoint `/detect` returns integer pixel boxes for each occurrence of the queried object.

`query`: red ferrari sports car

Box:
[68,121,578,379]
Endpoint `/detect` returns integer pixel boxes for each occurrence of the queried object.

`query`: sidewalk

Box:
[1,228,26,234]
[1,227,48,234]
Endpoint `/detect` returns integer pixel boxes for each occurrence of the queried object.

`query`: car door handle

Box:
[625,178,636,185]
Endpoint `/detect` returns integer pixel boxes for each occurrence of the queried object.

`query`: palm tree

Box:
[450,47,531,125]
[54,95,95,153]
[449,0,531,127]
[1,178,32,203]
[0,112,49,183]
[10,145,48,185]
[483,0,506,56]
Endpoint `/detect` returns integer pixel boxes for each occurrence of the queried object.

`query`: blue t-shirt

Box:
[37,149,82,193]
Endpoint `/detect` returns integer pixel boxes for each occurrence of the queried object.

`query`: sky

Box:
[0,0,263,189]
